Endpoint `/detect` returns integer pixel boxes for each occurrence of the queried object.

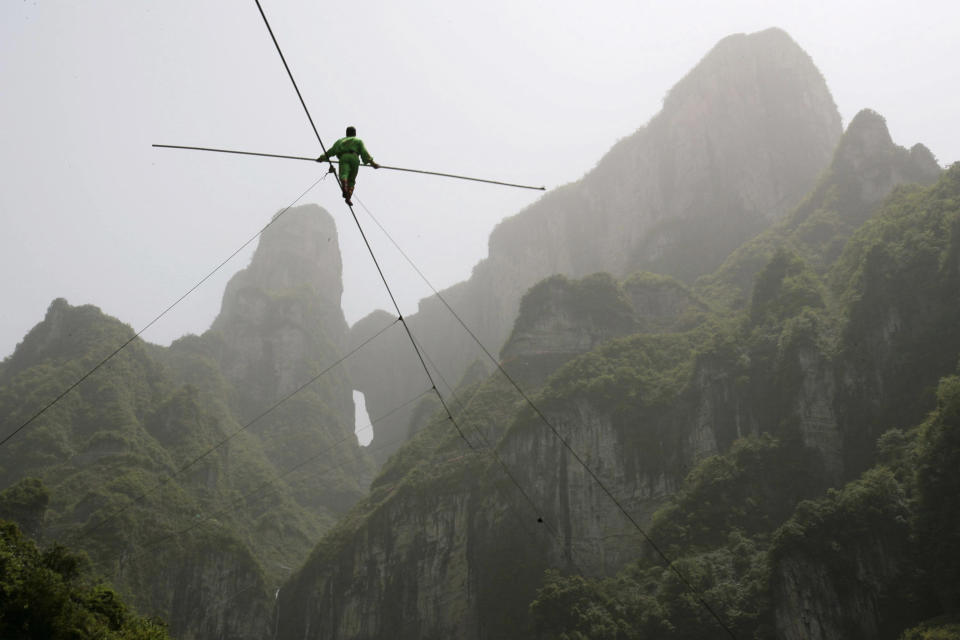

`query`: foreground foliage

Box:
[0,520,170,639]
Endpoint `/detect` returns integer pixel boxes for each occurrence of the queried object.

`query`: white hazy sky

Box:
[2,0,958,359]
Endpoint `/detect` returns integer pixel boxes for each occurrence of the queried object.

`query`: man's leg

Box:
[338,160,352,199]
[340,155,360,204]
[346,162,360,204]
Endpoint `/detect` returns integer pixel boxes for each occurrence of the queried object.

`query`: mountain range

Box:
[1,26,958,640]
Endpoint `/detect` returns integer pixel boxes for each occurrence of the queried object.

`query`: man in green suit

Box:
[316,126,379,206]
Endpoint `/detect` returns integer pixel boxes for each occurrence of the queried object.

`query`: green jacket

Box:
[319,136,374,165]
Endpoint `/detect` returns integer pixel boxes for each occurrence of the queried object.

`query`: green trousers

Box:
[338,152,361,188]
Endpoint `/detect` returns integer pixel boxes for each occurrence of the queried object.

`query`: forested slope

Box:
[0,205,372,639]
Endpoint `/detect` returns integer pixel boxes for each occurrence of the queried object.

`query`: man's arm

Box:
[359,141,378,168]
[316,139,342,162]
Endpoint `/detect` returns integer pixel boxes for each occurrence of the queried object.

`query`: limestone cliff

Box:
[210,204,350,422]
[350,27,843,460]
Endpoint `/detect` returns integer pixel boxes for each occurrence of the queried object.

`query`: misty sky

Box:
[2,0,959,359]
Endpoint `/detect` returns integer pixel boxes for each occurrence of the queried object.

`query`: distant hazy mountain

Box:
[349,27,843,463]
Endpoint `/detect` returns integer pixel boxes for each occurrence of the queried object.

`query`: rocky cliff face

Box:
[829,110,940,211]
[500,272,707,387]
[277,472,495,640]
[499,273,637,387]
[768,463,925,640]
[179,203,374,516]
[350,27,844,460]
[137,532,274,640]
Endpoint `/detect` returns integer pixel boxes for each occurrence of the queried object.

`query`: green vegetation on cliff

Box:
[530,369,960,639]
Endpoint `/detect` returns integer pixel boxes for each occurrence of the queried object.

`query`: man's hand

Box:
[371,162,380,169]
[315,156,325,163]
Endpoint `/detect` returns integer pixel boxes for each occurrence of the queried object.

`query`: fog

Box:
[2,0,958,358]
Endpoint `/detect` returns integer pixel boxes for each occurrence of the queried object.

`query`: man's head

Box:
[346,126,356,137]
